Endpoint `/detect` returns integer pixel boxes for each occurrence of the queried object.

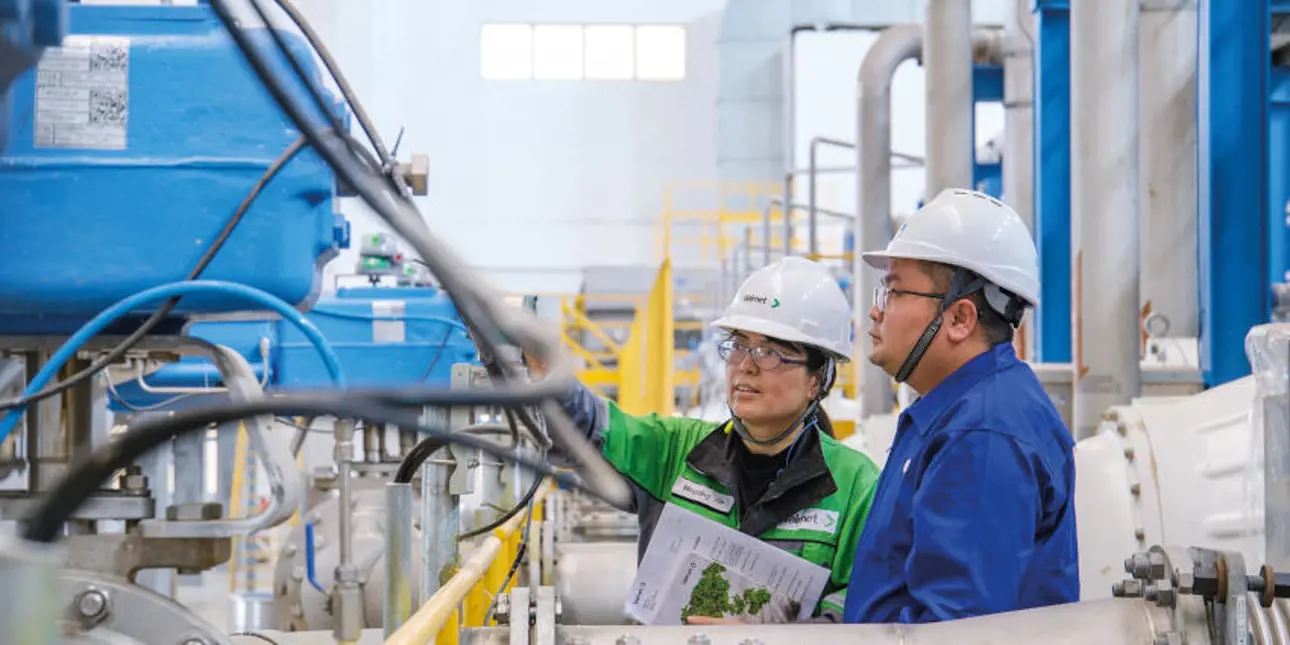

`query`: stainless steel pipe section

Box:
[384,482,415,638]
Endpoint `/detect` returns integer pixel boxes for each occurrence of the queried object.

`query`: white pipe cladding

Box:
[1071,0,1143,439]
[1003,0,1036,359]
[855,25,921,419]
[1138,3,1199,339]
[924,0,975,196]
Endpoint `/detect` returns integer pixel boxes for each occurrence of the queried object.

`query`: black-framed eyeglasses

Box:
[717,337,809,370]
[873,284,945,313]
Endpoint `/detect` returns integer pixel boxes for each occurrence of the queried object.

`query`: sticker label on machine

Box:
[33,35,130,150]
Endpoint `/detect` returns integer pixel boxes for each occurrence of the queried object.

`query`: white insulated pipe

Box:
[1138,2,1199,340]
[855,25,922,419]
[925,0,975,196]
[1003,0,1035,234]
[1071,0,1142,439]
[1003,0,1037,360]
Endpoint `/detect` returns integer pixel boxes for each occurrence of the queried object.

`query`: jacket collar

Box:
[685,419,838,535]
[904,341,1020,435]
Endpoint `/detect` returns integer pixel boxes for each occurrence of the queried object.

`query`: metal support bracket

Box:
[534,586,557,645]
[64,534,231,579]
[508,586,531,645]
[449,441,479,496]
[139,345,301,538]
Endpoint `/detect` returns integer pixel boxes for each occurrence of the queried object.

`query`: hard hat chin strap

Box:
[894,268,987,384]
[728,358,835,447]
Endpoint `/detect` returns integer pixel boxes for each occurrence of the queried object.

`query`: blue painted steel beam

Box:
[1197,0,1270,386]
[1031,0,1071,363]
[1270,69,1290,303]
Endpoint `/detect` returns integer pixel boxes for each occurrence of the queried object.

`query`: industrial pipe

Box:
[420,446,460,602]
[854,25,1004,419]
[1138,0,1198,341]
[332,418,362,644]
[383,482,414,638]
[855,25,922,419]
[925,0,975,196]
[808,136,857,255]
[1004,0,1037,359]
[1071,0,1142,438]
[1003,0,1035,233]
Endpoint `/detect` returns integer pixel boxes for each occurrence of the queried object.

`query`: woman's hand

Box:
[684,616,745,626]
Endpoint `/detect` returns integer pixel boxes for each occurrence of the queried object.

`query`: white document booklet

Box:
[623,503,831,625]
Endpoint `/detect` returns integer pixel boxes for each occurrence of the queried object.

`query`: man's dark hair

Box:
[923,262,1015,346]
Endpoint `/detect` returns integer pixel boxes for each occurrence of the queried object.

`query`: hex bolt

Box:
[75,589,109,622]
[1113,579,1145,598]
[495,594,511,624]
[1148,552,1169,580]
[1126,553,1152,578]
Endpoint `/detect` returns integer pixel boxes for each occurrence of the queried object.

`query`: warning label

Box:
[34,35,130,150]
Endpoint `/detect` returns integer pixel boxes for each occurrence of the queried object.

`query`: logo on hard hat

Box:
[743,294,781,308]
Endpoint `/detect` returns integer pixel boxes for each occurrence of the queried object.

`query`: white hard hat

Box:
[861,188,1040,307]
[711,257,853,362]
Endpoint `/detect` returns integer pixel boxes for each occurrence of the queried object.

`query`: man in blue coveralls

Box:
[842,188,1079,623]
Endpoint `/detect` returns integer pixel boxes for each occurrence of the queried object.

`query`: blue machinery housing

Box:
[0,2,480,410]
[107,287,479,412]
[1032,0,1287,387]
[0,3,347,332]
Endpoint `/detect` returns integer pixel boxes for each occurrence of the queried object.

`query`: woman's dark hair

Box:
[802,346,836,438]
[814,407,836,438]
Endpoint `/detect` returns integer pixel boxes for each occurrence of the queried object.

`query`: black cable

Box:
[458,474,542,541]
[0,137,309,417]
[21,394,594,543]
[268,0,391,167]
[392,423,517,484]
[208,0,631,509]
[211,0,518,378]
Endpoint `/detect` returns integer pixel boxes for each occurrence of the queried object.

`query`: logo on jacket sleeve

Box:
[774,508,840,535]
[670,477,734,514]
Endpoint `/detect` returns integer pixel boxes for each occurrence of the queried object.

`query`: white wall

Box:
[294,0,726,296]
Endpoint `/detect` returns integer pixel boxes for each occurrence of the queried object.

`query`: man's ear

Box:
[943,298,978,343]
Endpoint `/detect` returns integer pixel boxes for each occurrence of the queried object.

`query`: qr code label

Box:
[89,89,127,125]
[90,41,129,73]
[33,36,129,150]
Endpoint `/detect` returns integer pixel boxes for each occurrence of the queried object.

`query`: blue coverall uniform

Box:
[842,341,1079,623]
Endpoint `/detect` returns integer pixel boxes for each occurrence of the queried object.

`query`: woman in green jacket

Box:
[534,257,881,624]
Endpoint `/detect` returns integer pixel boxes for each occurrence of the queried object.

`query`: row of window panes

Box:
[481,24,686,81]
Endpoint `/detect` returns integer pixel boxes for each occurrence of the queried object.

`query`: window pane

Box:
[534,25,584,80]
[481,24,533,80]
[584,25,634,80]
[635,25,686,81]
